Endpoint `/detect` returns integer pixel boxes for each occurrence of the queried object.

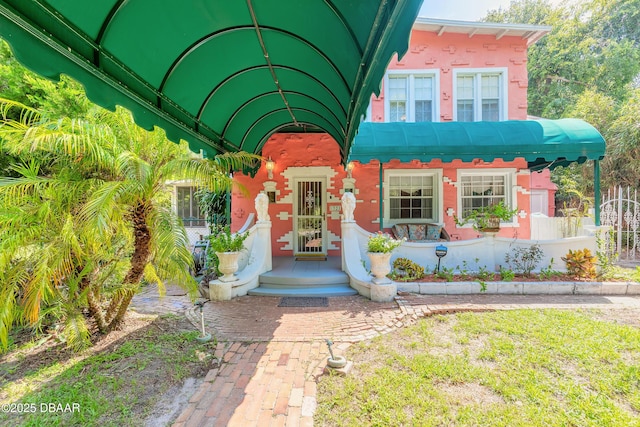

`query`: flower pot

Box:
[479,216,500,233]
[216,251,240,282]
[368,252,392,284]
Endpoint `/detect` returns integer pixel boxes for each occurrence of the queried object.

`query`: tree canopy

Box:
[486,0,640,198]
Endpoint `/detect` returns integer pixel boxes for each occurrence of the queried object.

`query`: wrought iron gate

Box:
[600,186,640,260]
[294,179,325,255]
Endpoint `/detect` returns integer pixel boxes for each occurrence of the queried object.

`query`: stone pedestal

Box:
[370,282,397,302]
[209,281,232,301]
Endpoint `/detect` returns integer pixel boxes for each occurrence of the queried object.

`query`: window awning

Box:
[0,0,422,160]
[349,119,605,170]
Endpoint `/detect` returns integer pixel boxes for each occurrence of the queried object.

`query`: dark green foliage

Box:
[392,257,425,281]
[208,226,249,253]
[486,0,640,206]
[195,188,229,233]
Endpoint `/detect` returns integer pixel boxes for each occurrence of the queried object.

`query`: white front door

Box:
[294,178,326,255]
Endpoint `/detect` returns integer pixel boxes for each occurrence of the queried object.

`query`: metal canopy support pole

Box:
[226,173,232,226]
[594,160,601,226]
[379,162,384,231]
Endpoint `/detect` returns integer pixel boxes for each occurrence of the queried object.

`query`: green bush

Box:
[392,258,425,281]
[504,244,543,277]
[209,227,249,253]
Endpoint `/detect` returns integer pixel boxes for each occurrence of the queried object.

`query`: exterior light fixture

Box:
[265,157,275,179]
[435,245,448,272]
[346,161,355,178]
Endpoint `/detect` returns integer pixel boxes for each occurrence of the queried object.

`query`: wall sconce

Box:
[435,245,448,272]
[346,161,354,178]
[265,157,275,179]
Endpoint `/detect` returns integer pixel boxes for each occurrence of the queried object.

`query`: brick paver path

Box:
[131,289,640,426]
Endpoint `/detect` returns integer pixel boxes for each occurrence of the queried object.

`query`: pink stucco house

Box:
[226,18,588,257]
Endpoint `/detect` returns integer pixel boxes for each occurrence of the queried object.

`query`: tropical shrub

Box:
[392,258,425,281]
[563,249,597,279]
[0,98,258,350]
[504,244,543,277]
[209,227,249,253]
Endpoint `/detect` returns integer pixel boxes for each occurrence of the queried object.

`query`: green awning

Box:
[0,0,422,160]
[349,119,605,170]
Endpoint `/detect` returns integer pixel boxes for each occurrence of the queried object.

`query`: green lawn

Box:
[316,310,640,427]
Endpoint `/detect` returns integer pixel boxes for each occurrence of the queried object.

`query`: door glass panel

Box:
[296,180,324,254]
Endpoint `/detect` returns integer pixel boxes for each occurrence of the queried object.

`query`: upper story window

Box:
[457,169,516,225]
[177,186,205,227]
[454,69,507,122]
[384,71,438,122]
[385,169,442,224]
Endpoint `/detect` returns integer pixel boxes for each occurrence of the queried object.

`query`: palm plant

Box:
[0,98,259,349]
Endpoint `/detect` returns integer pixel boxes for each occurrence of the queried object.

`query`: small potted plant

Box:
[209,227,249,282]
[366,232,404,283]
[454,200,518,233]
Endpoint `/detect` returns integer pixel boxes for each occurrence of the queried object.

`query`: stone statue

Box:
[341,191,356,222]
[255,192,270,222]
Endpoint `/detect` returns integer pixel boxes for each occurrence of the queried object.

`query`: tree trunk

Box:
[107,201,151,331]
[87,289,108,333]
[104,292,124,324]
[108,290,135,330]
[76,265,109,334]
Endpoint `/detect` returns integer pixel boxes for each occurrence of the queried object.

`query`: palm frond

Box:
[0,97,42,126]
[0,263,22,351]
[0,98,117,174]
[22,249,60,324]
[79,181,127,233]
[211,151,263,172]
[143,264,165,297]
[63,306,91,351]
[147,207,198,299]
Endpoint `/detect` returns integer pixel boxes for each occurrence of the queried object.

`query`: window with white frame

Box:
[458,170,515,222]
[454,69,506,122]
[386,170,441,223]
[176,187,205,227]
[384,71,438,122]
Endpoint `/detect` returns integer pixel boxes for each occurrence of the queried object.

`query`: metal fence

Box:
[600,186,640,261]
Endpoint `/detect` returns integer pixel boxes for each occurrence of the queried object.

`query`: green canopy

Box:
[0,0,422,160]
[349,119,605,170]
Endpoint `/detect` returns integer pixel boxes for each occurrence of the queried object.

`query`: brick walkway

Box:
[131,289,640,426]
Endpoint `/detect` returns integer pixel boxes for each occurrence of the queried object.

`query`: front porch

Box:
[206,196,640,301]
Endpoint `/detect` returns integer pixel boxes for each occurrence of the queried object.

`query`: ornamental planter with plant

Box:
[209,227,249,282]
[367,232,404,284]
[454,200,518,232]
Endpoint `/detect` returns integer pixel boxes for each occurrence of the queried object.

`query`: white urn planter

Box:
[368,252,392,284]
[216,251,240,282]
[367,252,397,302]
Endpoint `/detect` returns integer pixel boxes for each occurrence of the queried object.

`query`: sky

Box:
[418,0,566,21]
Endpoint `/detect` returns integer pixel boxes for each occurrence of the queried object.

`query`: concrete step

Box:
[252,256,357,297]
[248,285,357,297]
[258,272,350,286]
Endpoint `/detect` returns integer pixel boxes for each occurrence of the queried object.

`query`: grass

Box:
[0,314,217,427]
[316,310,640,427]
